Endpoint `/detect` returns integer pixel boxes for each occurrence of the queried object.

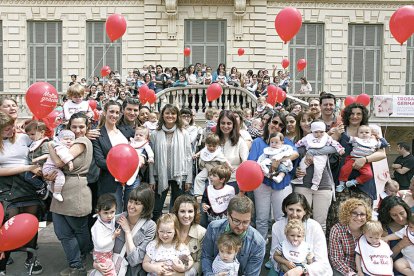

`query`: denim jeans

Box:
[21,172,46,189]
[123,178,140,210]
[152,180,184,222]
[114,178,140,214]
[52,213,90,269]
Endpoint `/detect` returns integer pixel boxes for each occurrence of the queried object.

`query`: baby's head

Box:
[284,219,305,247]
[362,220,383,246]
[243,108,252,120]
[251,118,263,130]
[148,112,158,123]
[205,133,220,153]
[357,125,372,140]
[134,126,149,142]
[67,84,85,104]
[25,120,48,141]
[205,108,219,121]
[58,130,76,147]
[96,193,117,223]
[384,180,399,196]
[217,233,242,264]
[258,96,266,106]
[310,121,326,139]
[268,132,284,149]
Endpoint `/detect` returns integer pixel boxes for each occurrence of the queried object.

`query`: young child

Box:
[172,74,188,87]
[336,125,384,192]
[42,130,76,202]
[212,233,242,276]
[194,134,231,196]
[377,179,400,210]
[91,194,121,276]
[243,108,253,127]
[203,107,219,137]
[383,215,414,276]
[273,219,314,274]
[201,165,235,223]
[247,117,263,140]
[203,72,213,85]
[62,84,94,122]
[196,70,204,84]
[143,112,158,133]
[257,133,294,183]
[216,71,228,87]
[143,213,194,276]
[255,96,267,116]
[292,121,344,190]
[129,127,154,186]
[228,74,240,87]
[356,221,393,276]
[23,121,50,199]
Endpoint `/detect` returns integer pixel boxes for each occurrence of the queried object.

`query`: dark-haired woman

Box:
[270,192,332,275]
[149,104,193,221]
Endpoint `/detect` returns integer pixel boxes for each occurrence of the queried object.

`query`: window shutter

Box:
[192,46,205,65]
[206,46,219,69]
[47,46,57,78]
[192,21,205,43]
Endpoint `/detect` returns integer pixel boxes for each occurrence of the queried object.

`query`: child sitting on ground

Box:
[356,221,393,276]
[292,121,344,190]
[91,194,121,276]
[129,127,154,186]
[201,165,235,223]
[193,134,231,196]
[336,125,384,192]
[143,214,194,276]
[42,130,76,202]
[212,233,242,276]
[273,219,314,275]
[257,133,294,183]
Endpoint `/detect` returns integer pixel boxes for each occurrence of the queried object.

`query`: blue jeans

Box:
[52,213,90,269]
[21,172,46,189]
[123,178,141,211]
[114,179,140,214]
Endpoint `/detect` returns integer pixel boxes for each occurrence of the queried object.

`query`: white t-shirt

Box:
[395,226,414,262]
[277,240,312,264]
[63,100,90,121]
[0,134,32,167]
[355,235,393,276]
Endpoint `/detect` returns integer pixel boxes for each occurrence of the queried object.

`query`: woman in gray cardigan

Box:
[149,104,193,221]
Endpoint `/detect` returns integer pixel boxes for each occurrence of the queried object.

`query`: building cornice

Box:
[0,0,142,6]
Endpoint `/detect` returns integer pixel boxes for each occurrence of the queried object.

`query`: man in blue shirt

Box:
[201,195,266,276]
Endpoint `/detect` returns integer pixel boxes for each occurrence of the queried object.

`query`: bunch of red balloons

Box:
[344,93,371,107]
[138,85,157,105]
[107,144,139,186]
[275,7,302,43]
[389,6,414,45]
[0,204,39,252]
[267,85,287,106]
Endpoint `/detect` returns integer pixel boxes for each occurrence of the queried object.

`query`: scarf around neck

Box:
[162,124,177,133]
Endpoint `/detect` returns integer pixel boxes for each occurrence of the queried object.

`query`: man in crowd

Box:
[393,142,414,190]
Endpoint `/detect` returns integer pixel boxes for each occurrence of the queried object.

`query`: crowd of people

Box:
[0,62,413,276]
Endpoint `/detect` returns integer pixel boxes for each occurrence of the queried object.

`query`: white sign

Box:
[374,95,414,117]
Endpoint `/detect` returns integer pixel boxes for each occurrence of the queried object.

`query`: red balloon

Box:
[344,96,356,107]
[276,87,287,103]
[211,125,217,133]
[107,144,139,185]
[266,85,278,106]
[275,7,302,43]
[147,90,157,104]
[389,6,414,45]
[236,161,264,192]
[93,109,100,121]
[101,66,111,77]
[88,100,97,110]
[106,14,127,42]
[206,83,223,102]
[42,110,62,129]
[238,48,245,56]
[26,82,58,120]
[0,203,3,225]
[0,214,39,251]
[184,47,191,57]
[297,59,307,72]
[281,58,290,69]
[355,93,371,106]
[139,85,149,104]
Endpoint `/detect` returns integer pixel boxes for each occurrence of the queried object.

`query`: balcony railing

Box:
[2,89,413,126]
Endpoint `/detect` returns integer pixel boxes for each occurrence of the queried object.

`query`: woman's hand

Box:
[284,266,303,276]
[93,260,112,275]
[271,159,281,172]
[29,165,42,176]
[86,129,100,140]
[43,170,58,182]
[171,258,185,272]
[117,215,131,234]
[0,251,4,260]
[155,262,174,276]
[304,154,314,166]
[399,236,412,250]
[352,157,366,170]
[296,167,306,178]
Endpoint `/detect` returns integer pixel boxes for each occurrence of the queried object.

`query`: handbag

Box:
[89,218,147,276]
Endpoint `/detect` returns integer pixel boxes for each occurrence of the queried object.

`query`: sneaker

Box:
[272,175,284,183]
[25,259,43,275]
[264,259,273,269]
[53,193,64,202]
[0,271,5,276]
[36,187,49,200]
[336,184,346,193]
[6,256,13,265]
[69,266,86,276]
[346,179,358,188]
[291,177,303,185]
[60,267,71,276]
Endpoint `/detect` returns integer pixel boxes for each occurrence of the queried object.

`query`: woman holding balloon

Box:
[0,111,44,275]
[47,112,93,275]
[93,100,135,213]
[247,111,299,240]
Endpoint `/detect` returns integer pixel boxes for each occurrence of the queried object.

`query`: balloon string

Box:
[88,43,113,83]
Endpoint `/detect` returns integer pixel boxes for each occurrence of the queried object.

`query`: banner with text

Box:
[373,95,414,117]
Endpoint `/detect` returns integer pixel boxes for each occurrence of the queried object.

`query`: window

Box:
[184,20,226,70]
[348,24,382,95]
[289,23,324,94]
[28,21,62,91]
[87,21,122,81]
[407,37,414,95]
[0,22,3,91]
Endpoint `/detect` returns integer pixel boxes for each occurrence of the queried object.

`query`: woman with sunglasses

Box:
[247,111,299,241]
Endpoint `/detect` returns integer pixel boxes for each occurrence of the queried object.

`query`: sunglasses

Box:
[271,120,285,128]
